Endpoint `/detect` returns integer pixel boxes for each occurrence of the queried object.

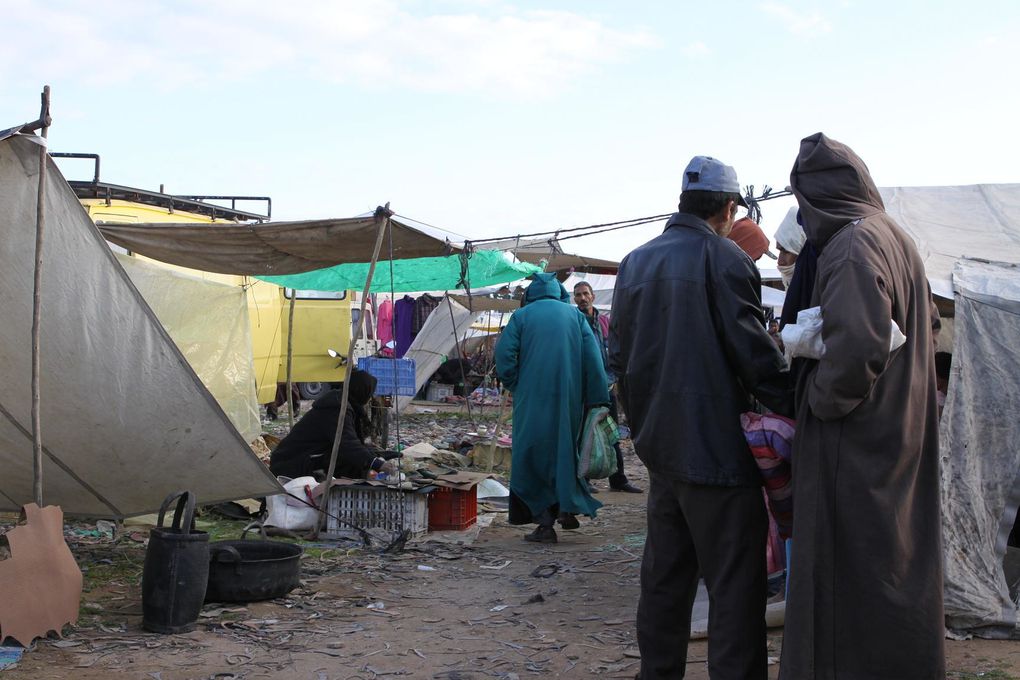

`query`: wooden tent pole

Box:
[314,204,392,537]
[285,293,297,429]
[31,85,51,507]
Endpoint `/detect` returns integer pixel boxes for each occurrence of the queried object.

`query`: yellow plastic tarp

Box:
[117,254,262,442]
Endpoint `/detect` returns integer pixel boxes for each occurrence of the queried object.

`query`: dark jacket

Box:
[269,378,377,480]
[608,212,791,487]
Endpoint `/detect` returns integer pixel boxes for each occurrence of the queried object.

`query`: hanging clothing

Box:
[495,273,609,524]
[779,133,944,680]
[377,298,394,348]
[412,293,441,336]
[393,295,415,358]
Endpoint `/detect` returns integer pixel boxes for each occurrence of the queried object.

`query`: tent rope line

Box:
[0,487,20,508]
[395,184,791,256]
[0,400,122,516]
[463,213,673,245]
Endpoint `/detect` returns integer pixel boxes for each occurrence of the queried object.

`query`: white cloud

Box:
[759,2,833,35]
[1,1,659,98]
[683,41,711,58]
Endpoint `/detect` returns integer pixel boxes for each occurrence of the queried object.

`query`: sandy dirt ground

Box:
[3,442,1019,680]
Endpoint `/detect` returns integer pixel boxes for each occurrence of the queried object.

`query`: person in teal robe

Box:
[495,272,611,543]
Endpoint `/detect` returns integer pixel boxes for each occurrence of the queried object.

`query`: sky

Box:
[3,0,1018,261]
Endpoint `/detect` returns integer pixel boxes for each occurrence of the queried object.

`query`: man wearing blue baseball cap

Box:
[609,156,791,679]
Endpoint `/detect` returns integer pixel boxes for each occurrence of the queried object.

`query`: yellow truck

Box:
[56,152,357,405]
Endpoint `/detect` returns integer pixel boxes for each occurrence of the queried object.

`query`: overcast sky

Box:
[3,1,1017,259]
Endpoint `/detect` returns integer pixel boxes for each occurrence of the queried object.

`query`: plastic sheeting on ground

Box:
[256,250,541,294]
[0,133,280,517]
[116,254,262,442]
[941,260,1020,636]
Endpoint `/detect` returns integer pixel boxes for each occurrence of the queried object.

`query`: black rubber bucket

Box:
[206,523,302,603]
[141,491,209,634]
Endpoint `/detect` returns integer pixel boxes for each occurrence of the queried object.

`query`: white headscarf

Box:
[774,206,806,255]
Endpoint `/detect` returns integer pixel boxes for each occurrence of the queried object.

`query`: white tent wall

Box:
[880,184,1020,298]
[0,134,280,517]
[116,254,262,442]
[941,260,1020,636]
[393,298,476,412]
[564,272,786,314]
[563,273,616,310]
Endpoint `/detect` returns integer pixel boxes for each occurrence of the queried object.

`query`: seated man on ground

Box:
[269,368,399,480]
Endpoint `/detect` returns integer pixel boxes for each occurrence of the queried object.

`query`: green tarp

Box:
[256,250,542,293]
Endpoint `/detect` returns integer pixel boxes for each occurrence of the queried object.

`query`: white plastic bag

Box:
[265,476,319,530]
[780,306,907,360]
[781,307,826,360]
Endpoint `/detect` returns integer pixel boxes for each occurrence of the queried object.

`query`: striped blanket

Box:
[740,411,795,540]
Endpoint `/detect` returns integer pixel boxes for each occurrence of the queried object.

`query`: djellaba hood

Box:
[790,132,886,250]
[521,272,570,306]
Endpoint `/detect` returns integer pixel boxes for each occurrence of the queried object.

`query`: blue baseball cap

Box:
[682,156,748,207]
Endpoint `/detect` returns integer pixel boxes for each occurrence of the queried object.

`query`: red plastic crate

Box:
[427,486,477,531]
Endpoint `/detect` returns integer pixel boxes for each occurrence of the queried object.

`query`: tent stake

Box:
[285,293,297,429]
[30,85,51,507]
[314,204,392,538]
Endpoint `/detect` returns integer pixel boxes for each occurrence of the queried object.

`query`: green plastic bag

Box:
[577,406,620,480]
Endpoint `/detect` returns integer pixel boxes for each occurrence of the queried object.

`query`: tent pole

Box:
[31,85,51,507]
[314,204,392,538]
[445,296,475,424]
[285,293,297,429]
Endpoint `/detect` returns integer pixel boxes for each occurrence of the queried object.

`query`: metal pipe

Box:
[285,293,297,429]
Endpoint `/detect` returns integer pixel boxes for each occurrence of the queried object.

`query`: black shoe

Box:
[524,525,557,543]
[610,482,644,494]
[558,513,580,530]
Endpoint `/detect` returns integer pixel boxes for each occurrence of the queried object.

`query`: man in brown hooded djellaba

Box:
[779,133,944,680]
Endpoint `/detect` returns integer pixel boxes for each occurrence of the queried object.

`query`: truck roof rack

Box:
[51,152,271,222]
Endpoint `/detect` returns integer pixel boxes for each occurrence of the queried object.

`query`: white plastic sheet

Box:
[117,255,262,442]
[941,261,1020,635]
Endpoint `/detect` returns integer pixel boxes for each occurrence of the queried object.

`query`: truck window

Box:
[285,288,347,300]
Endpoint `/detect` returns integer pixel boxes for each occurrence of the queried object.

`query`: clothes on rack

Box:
[412,293,441,335]
[377,298,394,348]
[394,295,415,358]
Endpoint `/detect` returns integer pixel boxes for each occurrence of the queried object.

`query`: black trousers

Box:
[637,473,767,680]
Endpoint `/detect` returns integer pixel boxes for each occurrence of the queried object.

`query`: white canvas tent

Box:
[880,184,1020,636]
[939,260,1020,637]
[563,272,787,314]
[881,184,1020,298]
[0,133,280,517]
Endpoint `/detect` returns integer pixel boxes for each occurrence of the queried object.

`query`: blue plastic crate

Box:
[358,357,417,396]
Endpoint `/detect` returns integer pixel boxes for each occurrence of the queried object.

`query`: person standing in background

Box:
[573,281,642,493]
[496,273,610,544]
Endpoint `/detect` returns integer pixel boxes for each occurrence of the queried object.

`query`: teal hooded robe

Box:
[495,273,610,523]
